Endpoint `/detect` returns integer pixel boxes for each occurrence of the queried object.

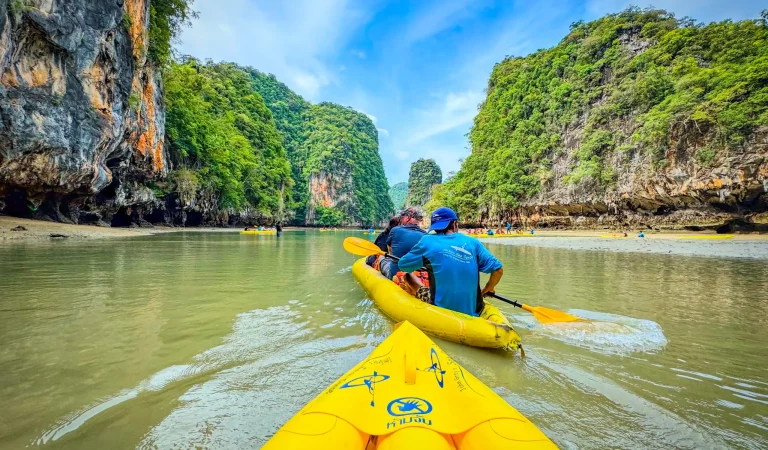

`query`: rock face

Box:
[458,10,768,232]
[405,158,442,209]
[516,127,768,232]
[0,0,166,225]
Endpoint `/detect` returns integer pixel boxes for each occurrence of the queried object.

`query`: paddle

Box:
[342,237,582,324]
[488,293,581,324]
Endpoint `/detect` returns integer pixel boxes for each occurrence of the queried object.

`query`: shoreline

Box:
[3,215,768,244]
[477,231,768,259]
[0,216,235,242]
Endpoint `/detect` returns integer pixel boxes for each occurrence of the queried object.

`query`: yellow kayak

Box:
[469,234,533,238]
[262,320,556,449]
[240,230,276,235]
[352,259,521,351]
[676,234,734,240]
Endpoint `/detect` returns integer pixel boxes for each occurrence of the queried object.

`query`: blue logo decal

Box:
[340,373,390,390]
[418,348,446,388]
[387,397,433,416]
[340,371,389,407]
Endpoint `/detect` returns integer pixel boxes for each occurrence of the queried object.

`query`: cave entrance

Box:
[185,211,203,226]
[2,189,32,218]
[111,207,132,227]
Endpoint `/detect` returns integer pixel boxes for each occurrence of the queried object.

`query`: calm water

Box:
[1,231,767,449]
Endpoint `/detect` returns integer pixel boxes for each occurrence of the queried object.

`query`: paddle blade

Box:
[523,304,582,324]
[343,237,384,257]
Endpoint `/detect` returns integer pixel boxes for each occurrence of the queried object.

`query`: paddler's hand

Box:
[481,286,495,297]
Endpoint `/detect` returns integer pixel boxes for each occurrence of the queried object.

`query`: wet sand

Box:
[478,231,768,259]
[0,217,235,242]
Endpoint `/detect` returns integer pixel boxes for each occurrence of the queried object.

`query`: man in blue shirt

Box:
[379,208,426,280]
[398,207,504,316]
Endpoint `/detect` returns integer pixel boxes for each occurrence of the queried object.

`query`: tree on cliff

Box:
[405,159,442,208]
[249,75,394,226]
[446,7,768,223]
[164,60,292,217]
[389,182,408,210]
[303,103,394,226]
[247,69,313,221]
[148,0,197,66]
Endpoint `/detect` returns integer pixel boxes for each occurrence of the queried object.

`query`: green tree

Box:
[164,59,292,217]
[444,7,768,222]
[148,0,197,66]
[405,159,442,208]
[389,182,408,210]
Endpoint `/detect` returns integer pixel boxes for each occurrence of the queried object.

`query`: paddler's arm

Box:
[481,268,503,297]
[476,241,503,297]
[397,240,426,273]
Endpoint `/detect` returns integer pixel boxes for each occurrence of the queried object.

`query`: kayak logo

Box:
[387,397,433,416]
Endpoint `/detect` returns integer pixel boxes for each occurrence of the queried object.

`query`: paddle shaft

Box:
[489,293,524,309]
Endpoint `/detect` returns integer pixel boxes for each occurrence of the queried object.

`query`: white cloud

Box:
[352,50,367,59]
[403,0,484,45]
[178,0,373,100]
[377,128,390,137]
[407,90,484,144]
[364,113,378,124]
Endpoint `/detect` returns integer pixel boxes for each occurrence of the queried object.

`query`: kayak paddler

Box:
[398,207,504,316]
[276,222,283,237]
[379,207,426,280]
[372,215,401,253]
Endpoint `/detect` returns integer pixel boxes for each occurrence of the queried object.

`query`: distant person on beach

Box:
[276,223,283,237]
[638,231,645,238]
[506,222,511,233]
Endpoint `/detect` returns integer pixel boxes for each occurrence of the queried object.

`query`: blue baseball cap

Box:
[428,207,458,232]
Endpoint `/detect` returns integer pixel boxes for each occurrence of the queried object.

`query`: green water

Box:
[0,231,767,449]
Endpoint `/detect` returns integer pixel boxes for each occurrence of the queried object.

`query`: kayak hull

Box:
[352,259,521,351]
[262,321,556,449]
[240,230,276,235]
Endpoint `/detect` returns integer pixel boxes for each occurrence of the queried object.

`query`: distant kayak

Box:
[240,230,276,235]
[262,320,556,449]
[352,258,521,351]
[468,234,533,238]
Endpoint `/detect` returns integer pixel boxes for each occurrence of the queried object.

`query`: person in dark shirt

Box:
[374,215,401,252]
[379,207,426,280]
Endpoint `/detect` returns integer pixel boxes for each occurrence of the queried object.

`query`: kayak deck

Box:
[262,321,556,449]
[352,258,521,351]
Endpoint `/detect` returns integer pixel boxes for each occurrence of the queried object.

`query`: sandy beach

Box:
[0,217,238,242]
[477,230,768,259]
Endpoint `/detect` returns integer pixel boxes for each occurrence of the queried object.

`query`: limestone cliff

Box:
[0,0,166,224]
[405,158,442,209]
[451,9,768,232]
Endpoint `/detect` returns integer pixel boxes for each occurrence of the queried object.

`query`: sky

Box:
[178,0,764,185]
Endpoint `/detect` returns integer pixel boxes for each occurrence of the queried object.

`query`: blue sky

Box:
[178,0,764,185]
